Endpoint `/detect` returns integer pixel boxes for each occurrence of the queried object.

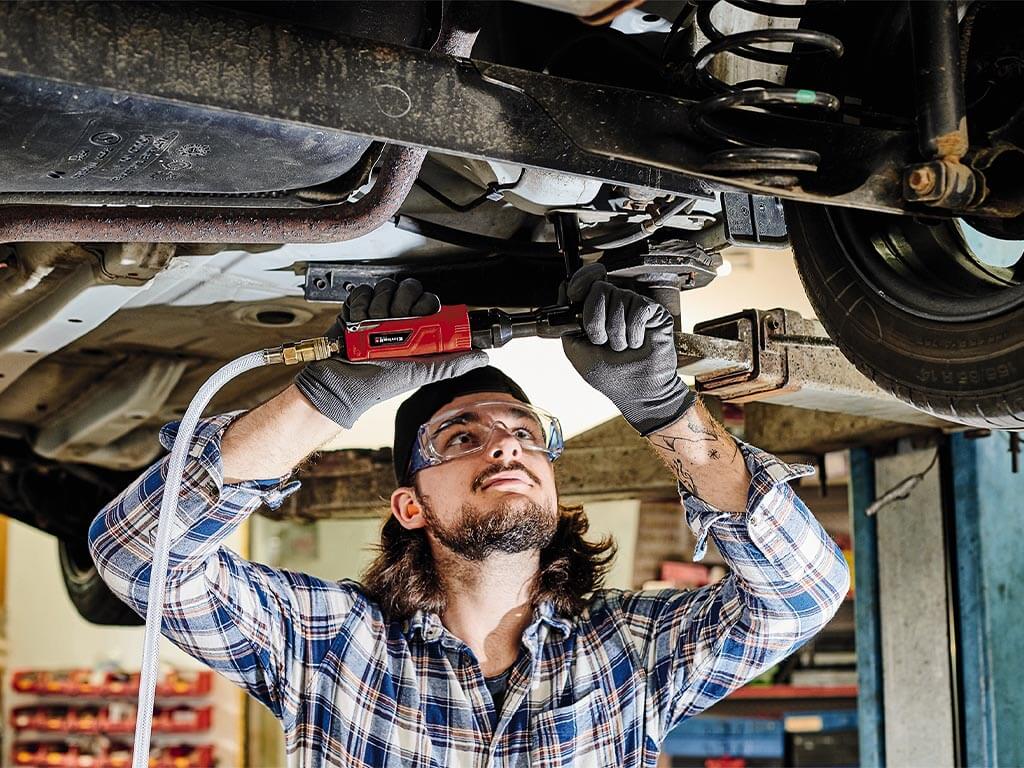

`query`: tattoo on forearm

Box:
[651,403,739,489]
[686,415,718,440]
[673,458,698,497]
[651,430,720,452]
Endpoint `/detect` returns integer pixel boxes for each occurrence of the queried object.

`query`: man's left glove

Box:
[561,263,697,436]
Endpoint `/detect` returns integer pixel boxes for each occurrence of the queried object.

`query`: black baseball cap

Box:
[392,366,531,486]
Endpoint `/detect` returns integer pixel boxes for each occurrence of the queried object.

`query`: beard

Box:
[420,493,558,562]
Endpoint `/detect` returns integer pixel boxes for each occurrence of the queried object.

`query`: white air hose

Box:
[131,337,336,768]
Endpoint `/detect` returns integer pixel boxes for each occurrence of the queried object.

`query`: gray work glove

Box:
[295,278,487,428]
[561,263,697,436]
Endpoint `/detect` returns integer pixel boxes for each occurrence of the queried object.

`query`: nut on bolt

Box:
[903,159,980,208]
[907,166,936,195]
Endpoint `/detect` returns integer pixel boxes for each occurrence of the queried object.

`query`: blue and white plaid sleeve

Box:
[620,435,850,739]
[88,411,362,723]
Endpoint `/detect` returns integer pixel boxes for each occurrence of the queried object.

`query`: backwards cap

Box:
[392,366,531,486]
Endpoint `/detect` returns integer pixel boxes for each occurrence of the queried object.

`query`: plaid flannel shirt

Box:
[89,411,849,768]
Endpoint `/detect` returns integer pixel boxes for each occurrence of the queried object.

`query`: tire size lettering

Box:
[916,362,1017,386]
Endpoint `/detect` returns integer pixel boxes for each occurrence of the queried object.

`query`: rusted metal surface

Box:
[676,332,753,378]
[935,119,970,160]
[902,157,980,209]
[907,166,937,195]
[686,308,959,427]
[903,2,984,209]
[0,1,478,243]
[0,145,427,243]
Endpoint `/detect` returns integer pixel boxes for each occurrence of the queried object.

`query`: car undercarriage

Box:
[0,0,1021,622]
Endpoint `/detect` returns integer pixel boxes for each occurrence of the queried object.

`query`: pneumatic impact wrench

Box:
[265,303,584,366]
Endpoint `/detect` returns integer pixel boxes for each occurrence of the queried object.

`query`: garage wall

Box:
[579,499,639,591]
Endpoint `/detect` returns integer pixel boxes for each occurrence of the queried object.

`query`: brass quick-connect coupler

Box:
[264,337,340,366]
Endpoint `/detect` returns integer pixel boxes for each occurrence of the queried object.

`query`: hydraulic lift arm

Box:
[680,308,951,428]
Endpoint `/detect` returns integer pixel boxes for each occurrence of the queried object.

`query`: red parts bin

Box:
[10,669,212,698]
[156,670,212,698]
[12,743,215,768]
[12,705,211,735]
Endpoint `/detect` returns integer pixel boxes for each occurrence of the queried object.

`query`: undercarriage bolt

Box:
[907,166,937,195]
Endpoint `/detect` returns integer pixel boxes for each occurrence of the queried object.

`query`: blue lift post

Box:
[852,433,1024,767]
[849,447,884,768]
[949,431,1024,767]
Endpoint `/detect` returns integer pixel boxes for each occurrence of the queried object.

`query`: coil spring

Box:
[689,0,845,174]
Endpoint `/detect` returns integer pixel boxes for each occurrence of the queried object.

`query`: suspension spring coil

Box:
[689,0,845,175]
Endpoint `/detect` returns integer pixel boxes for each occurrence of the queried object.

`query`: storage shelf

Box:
[10,669,212,699]
[8,669,216,768]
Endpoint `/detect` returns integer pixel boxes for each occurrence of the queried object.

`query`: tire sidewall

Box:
[58,539,143,626]
[787,202,1024,427]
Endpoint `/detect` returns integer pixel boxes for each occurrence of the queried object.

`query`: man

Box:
[90,265,849,767]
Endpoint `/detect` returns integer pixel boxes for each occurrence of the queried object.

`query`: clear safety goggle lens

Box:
[415,401,564,467]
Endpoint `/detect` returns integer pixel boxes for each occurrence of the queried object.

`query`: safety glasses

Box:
[409,401,564,475]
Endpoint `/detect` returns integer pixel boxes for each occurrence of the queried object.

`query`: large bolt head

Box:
[908,167,937,194]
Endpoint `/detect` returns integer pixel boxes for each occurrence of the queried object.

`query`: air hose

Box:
[131,337,336,768]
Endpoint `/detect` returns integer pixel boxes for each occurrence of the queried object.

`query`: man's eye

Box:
[514,427,540,442]
[445,432,478,449]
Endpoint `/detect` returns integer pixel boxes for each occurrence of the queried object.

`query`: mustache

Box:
[472,461,542,492]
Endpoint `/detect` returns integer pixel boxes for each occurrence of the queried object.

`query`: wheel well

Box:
[0,440,134,544]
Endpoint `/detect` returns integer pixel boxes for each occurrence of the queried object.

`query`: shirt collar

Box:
[402,600,573,645]
[530,600,573,639]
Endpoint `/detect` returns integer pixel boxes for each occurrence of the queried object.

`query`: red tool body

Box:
[341,305,472,361]
[337,304,582,361]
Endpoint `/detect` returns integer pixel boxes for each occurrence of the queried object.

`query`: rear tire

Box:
[787,202,1024,429]
[59,539,143,626]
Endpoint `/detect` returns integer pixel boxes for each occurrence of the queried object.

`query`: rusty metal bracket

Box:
[678,307,955,427]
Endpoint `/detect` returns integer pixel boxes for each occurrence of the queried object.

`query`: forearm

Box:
[91,409,292,582]
[645,395,751,513]
[92,404,311,591]
[89,443,351,717]
[221,384,342,483]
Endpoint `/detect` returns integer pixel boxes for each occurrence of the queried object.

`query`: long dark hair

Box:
[361,505,617,622]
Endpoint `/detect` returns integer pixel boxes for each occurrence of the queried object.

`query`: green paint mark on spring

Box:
[795,89,817,104]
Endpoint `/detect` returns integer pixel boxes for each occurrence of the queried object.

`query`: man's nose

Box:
[485,424,521,460]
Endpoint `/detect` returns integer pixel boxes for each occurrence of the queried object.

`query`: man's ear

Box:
[391,486,427,530]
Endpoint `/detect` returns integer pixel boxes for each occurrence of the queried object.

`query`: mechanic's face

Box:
[390,392,559,561]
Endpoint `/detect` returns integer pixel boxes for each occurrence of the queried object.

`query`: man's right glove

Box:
[294,278,487,428]
[561,263,697,436]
